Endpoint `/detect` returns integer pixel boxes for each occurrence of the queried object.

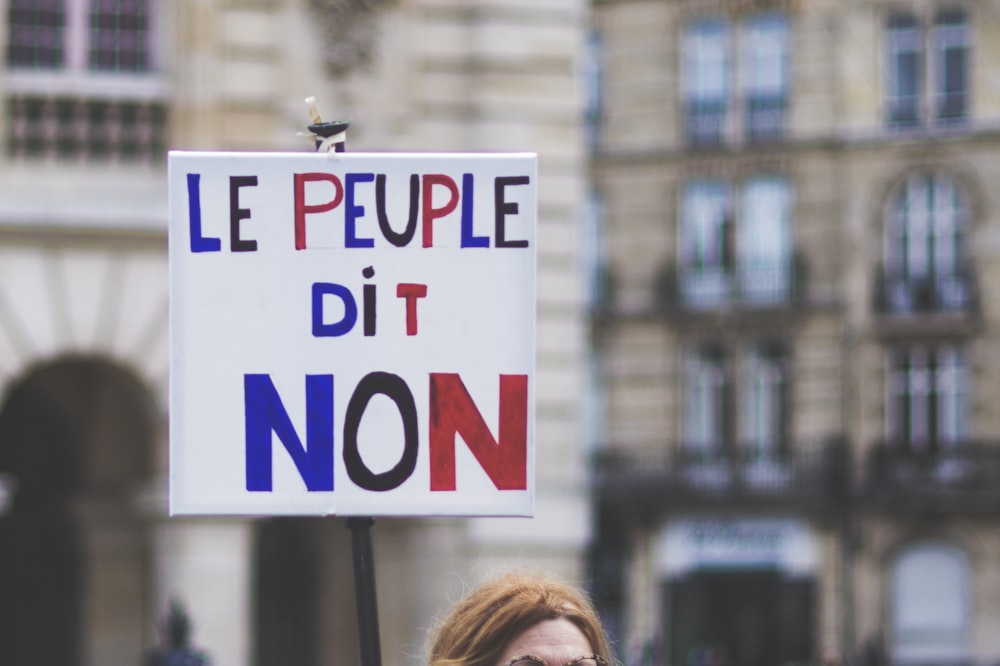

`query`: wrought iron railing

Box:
[865,440,1000,513]
[745,93,787,142]
[874,269,978,317]
[657,252,805,313]
[593,439,847,512]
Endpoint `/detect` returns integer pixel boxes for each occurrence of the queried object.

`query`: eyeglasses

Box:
[502,655,608,666]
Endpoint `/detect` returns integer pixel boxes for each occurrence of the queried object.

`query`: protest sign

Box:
[168,152,536,516]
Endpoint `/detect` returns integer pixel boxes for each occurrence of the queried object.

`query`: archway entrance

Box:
[0,356,156,666]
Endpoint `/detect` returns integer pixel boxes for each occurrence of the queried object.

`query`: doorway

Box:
[666,570,814,666]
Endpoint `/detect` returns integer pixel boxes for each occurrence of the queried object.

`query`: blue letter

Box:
[460,173,488,247]
[245,374,334,492]
[345,172,376,248]
[312,282,358,337]
[187,173,221,252]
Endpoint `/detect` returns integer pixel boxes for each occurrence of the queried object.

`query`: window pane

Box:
[90,0,151,71]
[680,181,732,306]
[936,348,966,445]
[684,348,726,450]
[885,174,971,312]
[742,14,788,140]
[886,14,922,127]
[742,13,787,95]
[683,19,729,99]
[888,346,968,449]
[7,0,66,68]
[739,178,791,303]
[933,10,968,123]
[683,18,729,143]
[741,345,785,455]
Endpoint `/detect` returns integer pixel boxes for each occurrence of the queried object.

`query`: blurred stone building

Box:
[589,1,1000,665]
[0,1,590,665]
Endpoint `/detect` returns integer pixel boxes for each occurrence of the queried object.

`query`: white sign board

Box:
[168,152,537,517]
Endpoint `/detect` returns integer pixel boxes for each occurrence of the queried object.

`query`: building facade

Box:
[0,1,591,665]
[589,1,1000,665]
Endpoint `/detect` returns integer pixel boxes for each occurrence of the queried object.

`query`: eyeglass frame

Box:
[501,654,609,666]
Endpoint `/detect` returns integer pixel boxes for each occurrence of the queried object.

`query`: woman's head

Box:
[427,571,613,666]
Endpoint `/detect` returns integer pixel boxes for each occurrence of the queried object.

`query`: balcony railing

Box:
[679,260,793,308]
[593,439,848,515]
[745,94,786,142]
[864,440,1000,513]
[874,269,978,317]
[657,253,805,314]
[684,99,727,146]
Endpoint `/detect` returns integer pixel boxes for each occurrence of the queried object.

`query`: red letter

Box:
[396,283,427,336]
[429,373,528,491]
[421,174,460,247]
[294,173,344,250]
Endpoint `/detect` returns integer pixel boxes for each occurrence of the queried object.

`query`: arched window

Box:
[883,172,969,313]
[890,542,969,664]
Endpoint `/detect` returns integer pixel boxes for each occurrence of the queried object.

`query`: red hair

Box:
[427,572,613,666]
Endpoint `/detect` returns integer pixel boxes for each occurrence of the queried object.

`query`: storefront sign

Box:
[659,518,817,574]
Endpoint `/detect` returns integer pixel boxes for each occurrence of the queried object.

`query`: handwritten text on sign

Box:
[168,152,537,516]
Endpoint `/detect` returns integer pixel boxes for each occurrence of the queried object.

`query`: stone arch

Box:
[0,354,159,666]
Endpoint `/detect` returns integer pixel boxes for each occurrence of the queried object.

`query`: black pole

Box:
[346,517,382,666]
[304,100,382,666]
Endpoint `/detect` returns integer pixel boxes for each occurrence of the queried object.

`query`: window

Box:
[683,344,791,454]
[681,13,788,145]
[682,343,793,489]
[682,18,730,145]
[89,0,151,72]
[740,177,791,304]
[887,346,967,451]
[890,543,969,664]
[741,13,788,141]
[741,343,787,458]
[934,9,969,122]
[7,0,65,68]
[679,177,792,308]
[887,15,922,126]
[679,180,733,306]
[683,346,729,454]
[885,9,969,129]
[883,173,970,313]
[5,0,166,163]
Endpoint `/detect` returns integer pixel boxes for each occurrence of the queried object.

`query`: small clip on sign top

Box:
[305,96,349,153]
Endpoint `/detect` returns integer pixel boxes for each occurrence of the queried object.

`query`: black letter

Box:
[362,266,376,337]
[494,176,530,248]
[376,173,419,246]
[343,372,418,491]
[230,175,259,252]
